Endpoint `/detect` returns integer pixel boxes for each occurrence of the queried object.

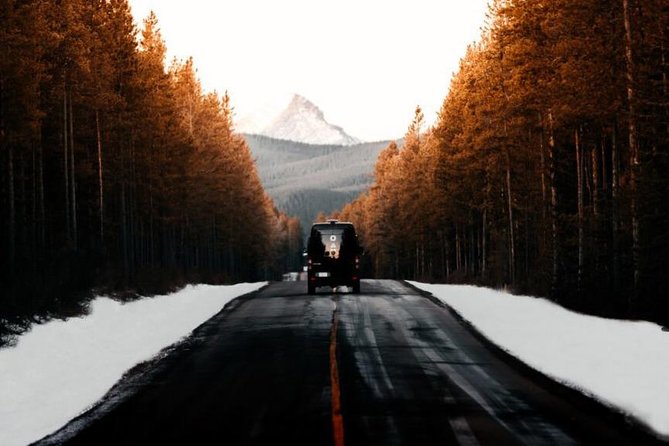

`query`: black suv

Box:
[306,220,362,294]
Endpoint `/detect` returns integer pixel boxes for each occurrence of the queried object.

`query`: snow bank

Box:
[0,282,265,446]
[409,282,669,439]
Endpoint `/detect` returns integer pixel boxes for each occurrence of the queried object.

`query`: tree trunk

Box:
[662,36,669,135]
[524,209,530,279]
[472,222,477,276]
[29,145,41,276]
[149,182,155,265]
[600,132,608,195]
[505,148,516,285]
[18,150,26,257]
[31,143,36,256]
[547,111,559,298]
[38,127,45,247]
[538,112,547,219]
[623,0,640,299]
[69,92,77,250]
[8,141,15,271]
[464,227,469,276]
[611,126,620,291]
[445,236,450,279]
[64,90,70,243]
[455,224,461,272]
[121,140,129,283]
[482,208,487,277]
[592,142,600,218]
[575,127,584,292]
[96,109,104,244]
[591,138,600,280]
[129,143,137,275]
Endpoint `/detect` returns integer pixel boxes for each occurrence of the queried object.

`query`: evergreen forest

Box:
[0,1,302,341]
[3,0,668,338]
[336,0,669,324]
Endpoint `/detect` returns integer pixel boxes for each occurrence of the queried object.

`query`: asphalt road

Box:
[36,280,664,445]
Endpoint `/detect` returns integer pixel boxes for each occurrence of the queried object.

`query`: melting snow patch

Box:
[409,281,669,439]
[0,282,265,446]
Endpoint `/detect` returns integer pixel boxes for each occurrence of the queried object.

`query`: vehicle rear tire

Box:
[308,283,316,295]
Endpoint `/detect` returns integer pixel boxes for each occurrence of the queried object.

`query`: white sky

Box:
[127,0,490,142]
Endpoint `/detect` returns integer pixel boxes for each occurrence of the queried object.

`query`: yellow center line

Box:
[330,306,345,446]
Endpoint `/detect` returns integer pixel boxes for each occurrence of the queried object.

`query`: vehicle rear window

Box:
[308,224,358,260]
[319,228,344,258]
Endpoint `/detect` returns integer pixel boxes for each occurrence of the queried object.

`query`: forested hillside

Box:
[0,1,301,339]
[337,0,669,324]
[244,134,389,232]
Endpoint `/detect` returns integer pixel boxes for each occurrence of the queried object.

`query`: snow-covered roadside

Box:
[409,281,669,440]
[0,282,265,446]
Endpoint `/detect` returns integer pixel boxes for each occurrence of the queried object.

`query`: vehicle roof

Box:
[310,221,355,230]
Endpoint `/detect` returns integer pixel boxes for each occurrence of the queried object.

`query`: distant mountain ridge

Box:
[243,134,392,234]
[261,94,360,146]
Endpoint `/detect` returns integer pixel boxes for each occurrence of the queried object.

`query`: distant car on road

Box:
[282,272,300,282]
[306,219,362,294]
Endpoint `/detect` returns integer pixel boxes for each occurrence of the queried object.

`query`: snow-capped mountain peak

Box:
[286,94,325,120]
[261,94,360,146]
